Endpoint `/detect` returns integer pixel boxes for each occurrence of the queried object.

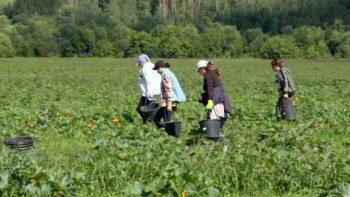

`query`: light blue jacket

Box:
[161,68,186,103]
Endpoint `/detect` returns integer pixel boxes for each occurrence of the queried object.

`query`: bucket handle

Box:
[144,97,153,107]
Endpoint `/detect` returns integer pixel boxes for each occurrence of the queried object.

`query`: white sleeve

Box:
[143,68,153,95]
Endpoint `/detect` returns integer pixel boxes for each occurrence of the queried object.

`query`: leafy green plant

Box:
[0,58,349,196]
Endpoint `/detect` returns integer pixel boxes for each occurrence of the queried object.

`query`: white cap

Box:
[196,60,208,72]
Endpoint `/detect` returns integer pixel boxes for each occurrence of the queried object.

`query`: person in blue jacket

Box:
[152,60,186,128]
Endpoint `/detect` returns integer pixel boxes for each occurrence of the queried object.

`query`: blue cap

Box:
[136,54,150,66]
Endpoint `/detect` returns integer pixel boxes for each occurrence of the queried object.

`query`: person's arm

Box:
[204,73,214,110]
[204,73,214,99]
[280,69,291,94]
[143,67,154,97]
[163,75,172,106]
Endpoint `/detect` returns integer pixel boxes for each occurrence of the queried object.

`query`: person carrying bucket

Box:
[197,60,232,140]
[153,60,186,128]
[136,54,161,124]
[271,58,296,121]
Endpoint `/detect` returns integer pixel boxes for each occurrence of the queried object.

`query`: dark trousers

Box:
[136,96,153,123]
[276,96,294,120]
[153,106,174,128]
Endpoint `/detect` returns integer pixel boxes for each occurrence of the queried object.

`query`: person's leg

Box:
[276,96,283,121]
[163,107,172,123]
[209,103,224,120]
[219,113,229,128]
[153,106,165,128]
[136,96,147,123]
[208,103,228,140]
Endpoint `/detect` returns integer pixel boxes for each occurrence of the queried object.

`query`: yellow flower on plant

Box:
[58,190,63,195]
[306,142,312,147]
[245,136,251,140]
[181,189,187,197]
[29,122,35,127]
[112,117,119,123]
[65,119,69,123]
[314,124,320,129]
[295,97,300,101]
[87,122,93,128]
[81,133,85,136]
[261,161,267,168]
[30,179,36,183]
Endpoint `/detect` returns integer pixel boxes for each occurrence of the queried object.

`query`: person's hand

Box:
[283,94,288,99]
[167,106,173,112]
[173,105,178,111]
[205,100,213,111]
[147,93,153,99]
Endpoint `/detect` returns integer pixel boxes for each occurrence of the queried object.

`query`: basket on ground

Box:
[3,136,35,150]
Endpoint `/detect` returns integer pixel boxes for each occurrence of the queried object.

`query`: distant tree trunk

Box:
[165,0,168,16]
[159,0,162,13]
[216,0,219,11]
[189,0,194,14]
[172,0,177,19]
[159,0,167,16]
[66,0,74,5]
[182,0,185,14]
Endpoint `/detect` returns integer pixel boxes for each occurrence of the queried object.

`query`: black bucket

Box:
[199,119,221,137]
[165,121,181,137]
[4,136,35,150]
[140,102,160,120]
[282,106,297,120]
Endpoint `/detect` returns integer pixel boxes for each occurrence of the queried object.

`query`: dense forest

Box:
[0,0,349,58]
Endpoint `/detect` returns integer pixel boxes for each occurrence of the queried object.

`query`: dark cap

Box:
[153,60,165,70]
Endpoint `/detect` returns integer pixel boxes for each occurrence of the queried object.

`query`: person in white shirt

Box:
[136,54,161,123]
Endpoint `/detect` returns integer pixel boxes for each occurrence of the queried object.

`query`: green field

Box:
[0,58,349,196]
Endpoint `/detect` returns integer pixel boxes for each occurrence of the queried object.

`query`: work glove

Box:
[283,94,289,99]
[205,99,213,111]
[167,106,173,112]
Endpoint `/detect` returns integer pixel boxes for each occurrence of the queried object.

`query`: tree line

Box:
[0,0,349,58]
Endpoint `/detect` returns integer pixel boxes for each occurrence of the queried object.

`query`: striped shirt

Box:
[161,74,172,106]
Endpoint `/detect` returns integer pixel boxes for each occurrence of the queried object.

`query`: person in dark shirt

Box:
[197,60,232,139]
[271,58,296,121]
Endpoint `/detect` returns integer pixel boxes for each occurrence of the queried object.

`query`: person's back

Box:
[139,61,161,98]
